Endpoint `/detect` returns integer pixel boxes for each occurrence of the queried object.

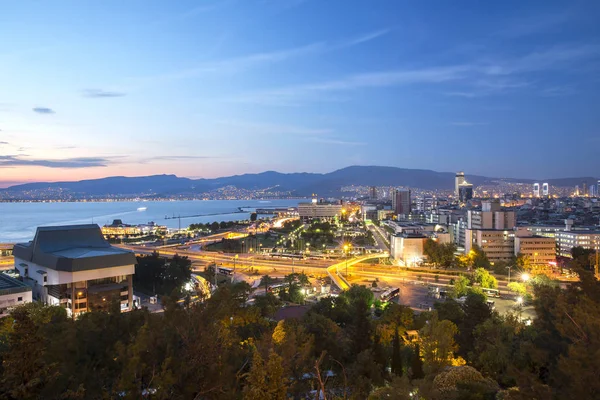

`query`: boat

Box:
[137,207,147,211]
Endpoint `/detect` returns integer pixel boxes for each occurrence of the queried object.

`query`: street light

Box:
[232,254,239,283]
[506,266,512,283]
[521,273,530,282]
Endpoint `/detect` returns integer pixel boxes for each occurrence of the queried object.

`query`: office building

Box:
[583,182,588,196]
[589,184,597,198]
[465,200,517,262]
[392,189,411,215]
[298,202,343,220]
[458,183,473,203]
[0,273,32,317]
[465,229,515,262]
[533,183,540,198]
[369,186,377,200]
[514,235,556,268]
[542,183,549,197]
[13,225,136,316]
[468,200,516,230]
[455,172,465,198]
[556,230,600,258]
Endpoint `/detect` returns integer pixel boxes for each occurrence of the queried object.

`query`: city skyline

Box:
[2,0,600,186]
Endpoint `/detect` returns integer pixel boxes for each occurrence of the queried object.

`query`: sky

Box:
[1,0,600,187]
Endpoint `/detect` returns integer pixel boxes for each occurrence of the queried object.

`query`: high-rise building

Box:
[589,184,597,198]
[369,186,377,200]
[542,182,549,197]
[458,183,473,203]
[583,182,588,196]
[392,189,411,215]
[455,172,465,198]
[465,200,517,263]
[533,183,540,198]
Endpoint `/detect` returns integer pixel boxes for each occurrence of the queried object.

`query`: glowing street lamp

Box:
[521,273,530,282]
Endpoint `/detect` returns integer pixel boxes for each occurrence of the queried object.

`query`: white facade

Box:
[15,258,134,309]
[556,231,600,258]
[390,234,426,265]
[298,203,343,220]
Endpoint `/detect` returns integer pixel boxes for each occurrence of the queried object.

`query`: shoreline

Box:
[0,197,308,204]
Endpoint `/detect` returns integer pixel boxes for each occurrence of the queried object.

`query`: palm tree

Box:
[260,275,273,295]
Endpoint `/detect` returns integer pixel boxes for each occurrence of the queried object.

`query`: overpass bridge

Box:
[327,253,389,290]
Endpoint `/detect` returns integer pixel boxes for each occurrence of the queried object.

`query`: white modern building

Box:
[298,202,343,220]
[455,172,465,198]
[13,225,136,316]
[556,230,600,258]
[0,273,32,317]
[390,233,427,266]
[542,183,549,197]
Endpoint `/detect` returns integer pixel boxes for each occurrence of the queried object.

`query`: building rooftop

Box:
[0,273,31,296]
[13,224,136,272]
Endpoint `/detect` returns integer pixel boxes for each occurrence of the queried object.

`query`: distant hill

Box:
[2,166,597,198]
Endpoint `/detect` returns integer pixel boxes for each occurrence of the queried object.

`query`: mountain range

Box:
[2,166,598,198]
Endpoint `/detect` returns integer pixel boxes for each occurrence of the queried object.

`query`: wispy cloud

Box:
[541,85,578,97]
[153,155,222,161]
[306,137,366,146]
[131,28,390,85]
[83,89,126,98]
[152,1,229,27]
[341,29,391,48]
[229,65,468,105]
[497,13,572,38]
[216,120,333,135]
[449,122,488,127]
[482,44,600,75]
[0,156,109,168]
[0,141,8,145]
[32,107,55,114]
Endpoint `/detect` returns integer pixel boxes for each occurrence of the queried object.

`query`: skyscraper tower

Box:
[533,183,540,198]
[455,172,465,198]
[542,183,549,197]
[392,189,411,215]
[369,186,377,200]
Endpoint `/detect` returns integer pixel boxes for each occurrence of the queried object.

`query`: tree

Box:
[470,245,491,269]
[515,252,532,271]
[410,344,425,380]
[250,212,258,222]
[507,282,527,296]
[452,275,470,298]
[432,365,498,398]
[419,312,459,374]
[210,221,220,231]
[391,328,403,376]
[473,268,498,289]
[260,275,273,295]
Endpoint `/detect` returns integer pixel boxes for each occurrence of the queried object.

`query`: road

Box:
[367,223,390,251]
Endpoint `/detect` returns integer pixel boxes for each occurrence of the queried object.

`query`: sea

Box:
[0,199,301,244]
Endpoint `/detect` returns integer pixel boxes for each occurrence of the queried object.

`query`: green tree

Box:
[419,312,459,374]
[410,344,425,380]
[210,221,220,231]
[260,274,273,295]
[507,282,527,296]
[471,245,491,269]
[452,275,470,298]
[391,328,403,376]
[473,268,498,289]
[250,212,258,222]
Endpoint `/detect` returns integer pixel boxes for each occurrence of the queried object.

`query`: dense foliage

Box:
[1,269,599,399]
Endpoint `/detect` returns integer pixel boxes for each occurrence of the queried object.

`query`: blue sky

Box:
[1,0,599,186]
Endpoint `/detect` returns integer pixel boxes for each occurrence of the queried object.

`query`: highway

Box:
[367,222,390,251]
